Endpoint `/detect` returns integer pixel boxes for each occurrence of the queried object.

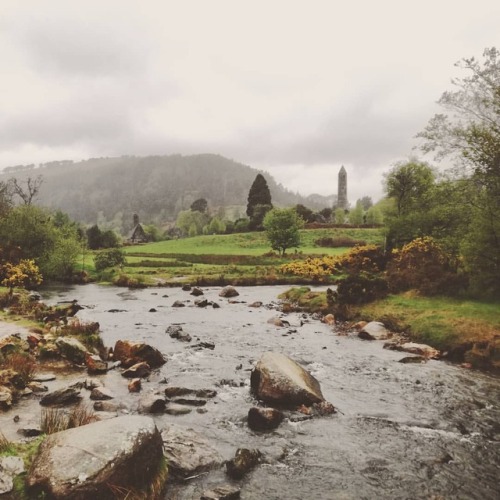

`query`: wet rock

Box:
[17,424,43,437]
[55,337,89,364]
[267,316,290,327]
[182,284,192,291]
[248,407,284,431]
[172,300,186,307]
[149,308,157,313]
[27,332,43,348]
[40,387,81,406]
[211,302,221,309]
[310,401,336,416]
[0,456,24,495]
[165,403,192,415]
[170,398,207,407]
[219,286,239,298]
[201,484,241,500]
[358,321,390,341]
[121,361,151,378]
[83,378,103,390]
[0,387,13,409]
[113,340,165,368]
[90,387,114,400]
[167,325,192,342]
[226,448,262,479]
[248,301,263,308]
[398,342,440,359]
[128,378,142,392]
[251,352,325,407]
[188,341,215,350]
[352,320,368,330]
[27,381,48,393]
[164,387,217,399]
[27,416,163,499]
[399,356,427,364]
[85,354,108,374]
[190,287,204,296]
[195,298,209,308]
[322,314,335,325]
[139,394,166,414]
[161,423,223,479]
[32,373,56,382]
[93,400,126,412]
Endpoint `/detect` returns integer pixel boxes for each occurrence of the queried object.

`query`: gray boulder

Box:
[161,423,223,479]
[248,407,284,431]
[219,286,239,298]
[251,352,325,407]
[121,361,151,378]
[40,387,81,406]
[358,321,390,340]
[0,456,24,495]
[55,337,89,364]
[139,394,166,414]
[113,340,165,368]
[226,448,262,479]
[27,416,163,499]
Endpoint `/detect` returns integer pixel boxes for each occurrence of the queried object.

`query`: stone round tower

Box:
[337,166,348,209]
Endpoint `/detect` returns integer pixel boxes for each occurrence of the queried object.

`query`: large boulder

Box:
[161,424,223,479]
[55,337,89,364]
[0,456,24,495]
[27,416,164,499]
[358,321,390,340]
[250,352,325,407]
[219,286,239,298]
[113,340,165,368]
[40,387,82,406]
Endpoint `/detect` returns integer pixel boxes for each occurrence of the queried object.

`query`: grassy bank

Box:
[107,228,384,285]
[280,287,500,372]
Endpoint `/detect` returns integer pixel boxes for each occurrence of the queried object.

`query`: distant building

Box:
[128,213,149,244]
[337,166,348,209]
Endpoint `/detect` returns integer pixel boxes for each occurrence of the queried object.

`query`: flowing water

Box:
[2,284,499,499]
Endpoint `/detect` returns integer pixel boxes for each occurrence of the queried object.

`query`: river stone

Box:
[32,373,56,382]
[201,484,241,500]
[138,394,166,414]
[27,381,48,393]
[40,387,82,406]
[190,287,204,296]
[250,352,325,407]
[226,448,262,479]
[165,403,192,415]
[128,378,142,392]
[0,456,25,495]
[0,387,13,408]
[90,387,114,400]
[121,361,151,378]
[358,321,390,340]
[27,415,163,499]
[172,300,186,307]
[55,337,89,364]
[195,298,209,308]
[113,340,165,368]
[161,423,223,479]
[247,407,284,431]
[85,354,108,374]
[219,286,239,298]
[398,342,440,359]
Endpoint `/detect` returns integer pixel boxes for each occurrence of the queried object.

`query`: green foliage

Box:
[207,217,226,234]
[94,248,126,272]
[247,174,273,229]
[314,236,366,248]
[176,210,209,237]
[295,204,315,223]
[365,206,383,225]
[348,202,364,225]
[387,237,464,295]
[0,259,42,293]
[334,273,389,305]
[263,208,303,256]
[334,208,346,224]
[190,198,208,213]
[86,225,120,249]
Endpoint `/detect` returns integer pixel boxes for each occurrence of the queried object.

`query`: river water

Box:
[3,284,500,499]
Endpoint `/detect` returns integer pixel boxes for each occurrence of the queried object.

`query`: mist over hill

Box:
[0,154,335,233]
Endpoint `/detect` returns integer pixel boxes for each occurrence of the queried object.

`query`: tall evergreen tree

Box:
[246,174,273,230]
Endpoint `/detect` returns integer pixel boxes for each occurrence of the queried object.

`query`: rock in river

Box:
[248,407,284,431]
[113,340,166,368]
[358,321,390,341]
[27,415,164,499]
[219,286,239,298]
[250,352,325,407]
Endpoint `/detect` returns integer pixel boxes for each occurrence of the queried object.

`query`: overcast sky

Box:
[1,0,498,203]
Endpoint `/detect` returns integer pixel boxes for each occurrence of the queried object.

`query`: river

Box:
[2,284,499,499]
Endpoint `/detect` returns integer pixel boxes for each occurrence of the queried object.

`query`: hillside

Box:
[0,154,334,233]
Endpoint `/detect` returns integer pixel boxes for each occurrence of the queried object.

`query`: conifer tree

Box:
[246,174,273,230]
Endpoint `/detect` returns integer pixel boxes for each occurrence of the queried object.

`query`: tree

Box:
[190,198,208,213]
[417,47,500,295]
[263,208,303,256]
[295,204,315,223]
[9,175,43,205]
[349,201,364,225]
[359,196,373,211]
[365,206,384,225]
[176,210,208,236]
[334,208,346,224]
[0,181,13,216]
[1,259,42,296]
[94,248,125,272]
[383,160,435,217]
[247,174,273,230]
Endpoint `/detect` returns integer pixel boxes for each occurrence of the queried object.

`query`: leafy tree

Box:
[176,210,208,236]
[384,160,435,217]
[295,204,315,223]
[349,201,364,225]
[101,230,121,248]
[417,47,500,295]
[247,174,272,229]
[263,208,304,256]
[318,207,332,222]
[86,225,103,250]
[359,196,373,211]
[94,248,126,272]
[334,208,346,224]
[208,217,226,234]
[190,198,208,213]
[0,181,13,216]
[365,206,384,225]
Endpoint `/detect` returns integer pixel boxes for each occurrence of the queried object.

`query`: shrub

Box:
[386,237,465,295]
[94,248,126,272]
[314,237,367,248]
[3,352,37,384]
[336,244,387,275]
[41,404,97,435]
[335,273,389,305]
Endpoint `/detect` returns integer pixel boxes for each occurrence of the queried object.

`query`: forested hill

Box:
[0,154,334,231]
